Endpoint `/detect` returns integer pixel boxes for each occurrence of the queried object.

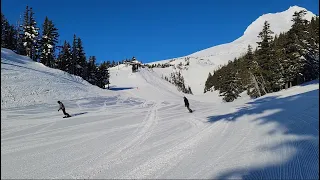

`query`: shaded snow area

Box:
[1,48,319,179]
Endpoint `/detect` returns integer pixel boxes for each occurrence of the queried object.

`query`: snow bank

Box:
[1,48,111,109]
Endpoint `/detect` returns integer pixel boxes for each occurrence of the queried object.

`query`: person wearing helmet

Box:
[57,101,71,118]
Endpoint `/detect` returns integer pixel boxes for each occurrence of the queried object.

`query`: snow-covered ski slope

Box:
[1,48,319,179]
[148,6,316,95]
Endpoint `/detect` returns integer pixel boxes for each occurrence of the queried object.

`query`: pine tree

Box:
[283,10,311,87]
[16,14,26,55]
[76,37,87,77]
[39,16,59,67]
[256,20,280,93]
[303,16,319,81]
[204,72,213,93]
[20,6,39,61]
[71,34,78,75]
[1,13,17,51]
[96,62,110,88]
[218,60,243,102]
[56,41,72,72]
[87,56,98,85]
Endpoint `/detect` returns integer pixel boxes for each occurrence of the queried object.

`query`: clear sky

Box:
[1,0,319,64]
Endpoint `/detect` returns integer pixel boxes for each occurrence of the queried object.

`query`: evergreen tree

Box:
[20,6,39,61]
[71,34,78,75]
[21,6,40,60]
[256,20,278,92]
[1,13,17,51]
[76,37,87,77]
[283,10,311,86]
[217,59,243,102]
[87,56,98,85]
[204,72,213,93]
[39,16,59,67]
[303,16,319,81]
[96,62,110,88]
[56,41,72,72]
[16,14,26,55]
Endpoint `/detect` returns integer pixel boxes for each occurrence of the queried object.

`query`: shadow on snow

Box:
[207,84,319,179]
[108,87,135,91]
[71,112,88,117]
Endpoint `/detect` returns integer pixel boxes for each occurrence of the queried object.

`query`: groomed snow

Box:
[1,48,319,179]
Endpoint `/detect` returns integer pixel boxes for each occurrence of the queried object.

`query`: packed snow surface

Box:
[1,48,319,179]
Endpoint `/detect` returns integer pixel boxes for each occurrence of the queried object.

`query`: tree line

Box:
[1,6,131,89]
[204,10,319,102]
[162,71,193,94]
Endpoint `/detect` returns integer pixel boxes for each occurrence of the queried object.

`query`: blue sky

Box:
[1,0,319,64]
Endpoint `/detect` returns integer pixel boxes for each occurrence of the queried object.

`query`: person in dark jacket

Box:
[58,101,71,117]
[183,96,193,113]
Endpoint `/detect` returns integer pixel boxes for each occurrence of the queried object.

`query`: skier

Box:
[57,101,71,118]
[183,96,193,113]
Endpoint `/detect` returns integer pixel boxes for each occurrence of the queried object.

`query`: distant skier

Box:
[183,96,193,113]
[57,101,71,118]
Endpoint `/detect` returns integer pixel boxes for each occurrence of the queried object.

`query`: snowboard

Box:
[63,116,72,118]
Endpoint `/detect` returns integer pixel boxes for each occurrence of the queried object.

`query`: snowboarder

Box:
[57,101,71,118]
[184,96,193,113]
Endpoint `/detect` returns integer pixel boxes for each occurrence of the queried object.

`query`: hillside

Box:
[147,6,316,95]
[1,48,112,109]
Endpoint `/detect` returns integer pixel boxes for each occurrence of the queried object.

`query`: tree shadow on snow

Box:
[207,87,319,179]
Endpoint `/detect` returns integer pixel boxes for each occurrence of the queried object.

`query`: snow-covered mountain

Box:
[148,6,316,95]
[1,47,319,179]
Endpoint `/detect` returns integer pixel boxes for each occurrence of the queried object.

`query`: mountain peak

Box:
[287,5,307,12]
[242,6,314,37]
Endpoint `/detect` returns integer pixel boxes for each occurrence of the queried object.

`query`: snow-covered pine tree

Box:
[256,20,280,93]
[244,45,267,98]
[204,72,214,93]
[39,16,59,67]
[283,10,315,87]
[303,15,319,81]
[218,59,243,102]
[21,6,39,61]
